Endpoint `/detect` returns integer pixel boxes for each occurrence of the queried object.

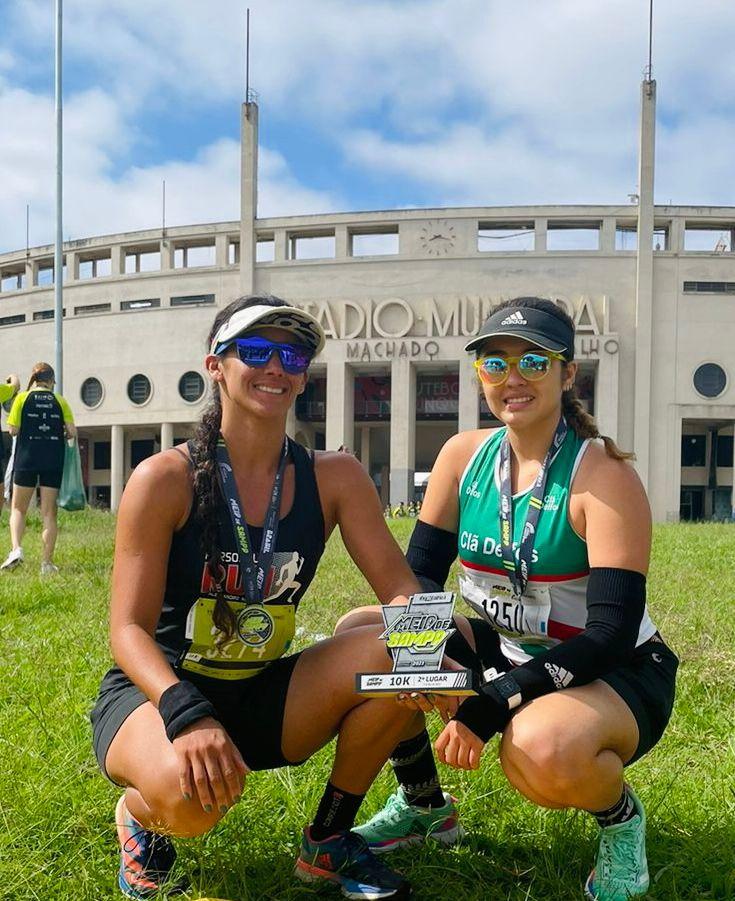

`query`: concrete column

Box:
[458,356,480,433]
[534,217,548,252]
[594,351,619,442]
[335,225,349,259]
[325,360,354,451]
[390,358,416,504]
[239,102,258,293]
[633,78,657,490]
[25,258,37,286]
[111,425,125,513]
[215,233,228,268]
[360,425,371,473]
[601,217,616,253]
[669,217,684,253]
[160,239,175,270]
[273,229,287,262]
[664,407,682,522]
[161,422,174,451]
[66,251,79,282]
[110,245,123,276]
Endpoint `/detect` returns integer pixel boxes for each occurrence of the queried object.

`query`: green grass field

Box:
[0,511,733,900]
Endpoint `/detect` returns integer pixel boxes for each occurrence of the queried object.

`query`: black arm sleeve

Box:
[453,567,646,741]
[405,519,458,594]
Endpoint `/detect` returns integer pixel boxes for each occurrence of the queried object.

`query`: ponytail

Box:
[189,391,237,639]
[562,387,634,461]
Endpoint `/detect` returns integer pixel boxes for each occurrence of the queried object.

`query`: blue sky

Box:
[1,0,734,252]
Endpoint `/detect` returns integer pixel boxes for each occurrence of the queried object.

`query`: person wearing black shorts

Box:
[338,297,677,901]
[0,373,20,516]
[2,363,76,575]
[90,295,429,900]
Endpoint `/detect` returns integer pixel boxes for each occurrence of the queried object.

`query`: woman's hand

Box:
[395,655,466,722]
[173,716,250,813]
[435,719,485,771]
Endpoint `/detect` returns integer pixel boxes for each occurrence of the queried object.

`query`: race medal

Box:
[181,597,296,681]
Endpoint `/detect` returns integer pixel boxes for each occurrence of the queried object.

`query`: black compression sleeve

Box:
[405,519,458,594]
[453,567,646,741]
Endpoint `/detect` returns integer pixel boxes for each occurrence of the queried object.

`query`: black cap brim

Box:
[464,330,567,355]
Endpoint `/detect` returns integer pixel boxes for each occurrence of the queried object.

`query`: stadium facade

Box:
[0,81,734,521]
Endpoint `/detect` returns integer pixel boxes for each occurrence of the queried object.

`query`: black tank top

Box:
[16,389,65,471]
[156,438,326,680]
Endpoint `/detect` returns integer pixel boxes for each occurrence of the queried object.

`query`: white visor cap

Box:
[210,304,326,356]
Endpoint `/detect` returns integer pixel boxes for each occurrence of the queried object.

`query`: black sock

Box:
[310,781,365,841]
[390,730,445,808]
[591,786,636,828]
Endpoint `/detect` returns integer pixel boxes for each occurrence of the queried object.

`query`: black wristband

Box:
[158,681,218,743]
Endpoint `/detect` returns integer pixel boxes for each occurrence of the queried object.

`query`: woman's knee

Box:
[333,605,384,636]
[140,759,223,838]
[500,716,597,806]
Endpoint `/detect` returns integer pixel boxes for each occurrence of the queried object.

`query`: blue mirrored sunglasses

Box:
[216,336,314,374]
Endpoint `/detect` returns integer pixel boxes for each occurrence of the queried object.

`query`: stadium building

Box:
[0,79,733,521]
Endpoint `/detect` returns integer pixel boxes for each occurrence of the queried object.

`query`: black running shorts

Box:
[445,618,678,765]
[14,468,63,490]
[91,652,305,784]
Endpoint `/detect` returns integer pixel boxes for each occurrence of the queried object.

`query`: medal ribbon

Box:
[499,417,568,597]
[215,436,289,603]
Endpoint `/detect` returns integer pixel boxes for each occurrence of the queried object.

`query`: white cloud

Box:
[0,86,340,253]
[1,0,734,256]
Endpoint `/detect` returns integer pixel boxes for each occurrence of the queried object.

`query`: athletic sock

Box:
[310,781,365,840]
[591,785,636,828]
[390,729,445,809]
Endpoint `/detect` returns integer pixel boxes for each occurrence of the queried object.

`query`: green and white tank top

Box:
[457,427,656,665]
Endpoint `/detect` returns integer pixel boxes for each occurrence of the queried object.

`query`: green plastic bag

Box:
[58,440,86,511]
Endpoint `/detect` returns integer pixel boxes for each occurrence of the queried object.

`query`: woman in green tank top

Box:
[338,297,677,901]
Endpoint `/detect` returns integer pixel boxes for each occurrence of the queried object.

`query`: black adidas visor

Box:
[464,306,574,360]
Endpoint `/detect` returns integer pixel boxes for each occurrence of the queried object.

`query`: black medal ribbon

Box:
[499,417,568,597]
[215,435,289,603]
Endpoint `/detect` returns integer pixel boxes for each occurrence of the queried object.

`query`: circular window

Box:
[80,377,103,408]
[127,374,152,405]
[178,371,205,403]
[693,363,727,399]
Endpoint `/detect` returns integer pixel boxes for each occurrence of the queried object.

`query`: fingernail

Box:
[219,804,228,814]
[410,692,419,699]
[182,793,191,802]
[397,694,406,701]
[204,804,212,813]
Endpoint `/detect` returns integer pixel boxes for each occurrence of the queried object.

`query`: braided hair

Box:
[191,294,292,637]
[487,297,634,461]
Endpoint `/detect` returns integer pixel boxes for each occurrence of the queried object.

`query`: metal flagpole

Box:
[54,0,64,392]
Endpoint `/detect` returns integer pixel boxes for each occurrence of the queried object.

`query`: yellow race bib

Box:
[180,597,296,681]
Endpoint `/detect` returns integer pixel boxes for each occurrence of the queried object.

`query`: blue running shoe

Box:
[584,787,650,901]
[295,826,411,899]
[115,796,188,899]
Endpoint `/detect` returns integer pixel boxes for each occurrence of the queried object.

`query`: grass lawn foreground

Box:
[0,511,733,900]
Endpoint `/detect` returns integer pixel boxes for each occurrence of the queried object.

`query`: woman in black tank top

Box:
[93,295,422,900]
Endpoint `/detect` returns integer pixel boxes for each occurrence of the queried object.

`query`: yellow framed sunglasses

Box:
[473,351,566,385]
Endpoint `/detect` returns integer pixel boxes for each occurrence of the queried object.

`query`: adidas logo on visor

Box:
[500,311,528,326]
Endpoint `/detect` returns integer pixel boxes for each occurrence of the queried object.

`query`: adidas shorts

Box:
[445,618,678,765]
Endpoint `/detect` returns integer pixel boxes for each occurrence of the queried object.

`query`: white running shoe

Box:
[40,561,59,577]
[0,547,24,571]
